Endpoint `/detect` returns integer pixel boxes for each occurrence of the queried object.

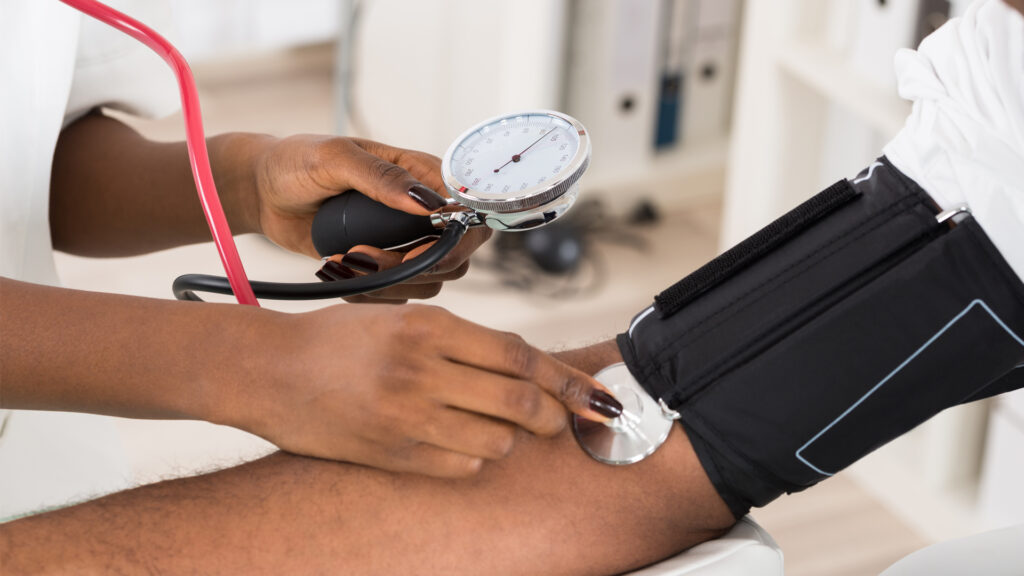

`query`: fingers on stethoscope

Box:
[440,317,620,424]
[411,407,522,462]
[431,362,568,438]
[357,407,528,476]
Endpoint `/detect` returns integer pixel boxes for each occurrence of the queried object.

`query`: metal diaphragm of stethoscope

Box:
[172,110,592,302]
[573,363,681,466]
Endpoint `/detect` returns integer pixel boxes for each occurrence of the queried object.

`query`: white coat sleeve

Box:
[883,0,1024,283]
[64,0,180,127]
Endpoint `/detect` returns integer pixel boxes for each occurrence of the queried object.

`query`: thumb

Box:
[319,139,448,215]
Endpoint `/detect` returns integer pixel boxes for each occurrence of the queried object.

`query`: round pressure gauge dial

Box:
[441,110,590,231]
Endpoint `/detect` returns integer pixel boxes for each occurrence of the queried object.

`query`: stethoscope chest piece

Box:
[572,363,678,466]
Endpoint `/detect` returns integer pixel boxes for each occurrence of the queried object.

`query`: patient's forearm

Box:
[0,341,734,575]
[552,338,624,374]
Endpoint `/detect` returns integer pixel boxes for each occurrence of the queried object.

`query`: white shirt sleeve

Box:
[883,0,1024,283]
[64,0,180,127]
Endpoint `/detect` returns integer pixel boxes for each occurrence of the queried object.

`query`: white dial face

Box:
[447,113,582,200]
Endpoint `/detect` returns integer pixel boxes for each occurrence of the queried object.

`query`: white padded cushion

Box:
[880,523,1024,576]
[625,516,783,576]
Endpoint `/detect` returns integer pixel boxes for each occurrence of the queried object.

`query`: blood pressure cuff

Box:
[616,158,1024,519]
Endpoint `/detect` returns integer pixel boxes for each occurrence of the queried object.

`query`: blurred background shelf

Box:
[776,40,910,137]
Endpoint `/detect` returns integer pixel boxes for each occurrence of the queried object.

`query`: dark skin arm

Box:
[9,111,609,474]
[0,340,735,576]
[49,111,491,301]
[50,111,260,256]
[0,278,621,476]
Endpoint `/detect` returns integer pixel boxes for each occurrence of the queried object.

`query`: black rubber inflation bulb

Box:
[311,190,441,257]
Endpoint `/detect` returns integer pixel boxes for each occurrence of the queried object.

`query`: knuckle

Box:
[415,283,444,300]
[484,427,517,459]
[374,423,410,448]
[505,385,543,423]
[502,334,537,377]
[391,304,437,340]
[410,410,441,443]
[367,157,410,185]
[373,358,421,398]
[444,455,484,478]
[390,442,423,466]
[558,373,591,408]
[310,137,347,169]
[447,261,471,280]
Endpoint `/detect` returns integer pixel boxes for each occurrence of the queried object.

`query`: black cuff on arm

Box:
[618,158,1024,518]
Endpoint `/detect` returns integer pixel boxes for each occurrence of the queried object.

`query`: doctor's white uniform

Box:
[0,0,177,520]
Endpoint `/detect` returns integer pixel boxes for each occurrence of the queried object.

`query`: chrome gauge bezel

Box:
[440,110,591,216]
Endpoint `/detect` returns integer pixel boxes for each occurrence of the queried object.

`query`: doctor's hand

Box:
[231,133,491,301]
[223,304,623,477]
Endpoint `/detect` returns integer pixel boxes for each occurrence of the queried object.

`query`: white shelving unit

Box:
[339,0,737,216]
[722,0,915,246]
[723,0,996,543]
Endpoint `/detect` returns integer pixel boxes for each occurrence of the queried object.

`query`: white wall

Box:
[346,0,568,156]
[171,0,341,61]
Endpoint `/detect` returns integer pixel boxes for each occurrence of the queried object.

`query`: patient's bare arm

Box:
[0,340,734,576]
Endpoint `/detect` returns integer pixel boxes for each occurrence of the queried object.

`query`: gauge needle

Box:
[493,129,550,173]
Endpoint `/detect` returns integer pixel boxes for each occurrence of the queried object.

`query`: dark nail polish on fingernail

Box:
[315,269,335,282]
[408,184,447,211]
[590,390,623,419]
[320,261,356,281]
[341,252,379,273]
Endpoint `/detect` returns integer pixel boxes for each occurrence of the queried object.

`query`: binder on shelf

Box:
[564,0,661,184]
[682,0,740,147]
[654,0,691,151]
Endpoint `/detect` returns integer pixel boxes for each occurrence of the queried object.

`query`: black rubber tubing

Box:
[172,220,467,302]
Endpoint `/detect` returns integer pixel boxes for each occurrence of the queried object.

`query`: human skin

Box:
[2,113,622,476]
[49,111,491,303]
[0,278,622,477]
[0,341,736,575]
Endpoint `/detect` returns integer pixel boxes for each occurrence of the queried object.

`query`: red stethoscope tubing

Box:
[59,0,260,306]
